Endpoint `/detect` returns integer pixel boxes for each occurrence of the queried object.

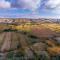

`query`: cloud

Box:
[17,0,41,11]
[0,0,11,8]
[45,0,60,14]
[45,0,60,9]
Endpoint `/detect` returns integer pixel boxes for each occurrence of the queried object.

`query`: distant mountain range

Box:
[0,18,60,23]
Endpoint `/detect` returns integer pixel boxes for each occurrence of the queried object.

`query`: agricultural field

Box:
[0,19,60,60]
[41,23,60,33]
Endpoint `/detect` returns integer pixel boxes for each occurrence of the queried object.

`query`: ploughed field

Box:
[0,23,60,60]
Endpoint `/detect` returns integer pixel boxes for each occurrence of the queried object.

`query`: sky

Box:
[0,0,60,18]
